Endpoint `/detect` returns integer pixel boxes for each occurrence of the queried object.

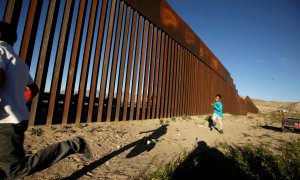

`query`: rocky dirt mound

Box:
[251,99,298,113]
[285,102,300,112]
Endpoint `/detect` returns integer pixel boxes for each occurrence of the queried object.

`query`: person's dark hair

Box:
[216,94,222,99]
[0,21,18,46]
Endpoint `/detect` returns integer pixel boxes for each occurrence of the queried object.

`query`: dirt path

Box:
[24,114,299,179]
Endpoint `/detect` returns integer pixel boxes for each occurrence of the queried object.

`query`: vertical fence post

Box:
[19,0,43,66]
[62,0,87,124]
[75,0,99,123]
[29,0,60,126]
[47,0,75,125]
[168,40,175,117]
[114,5,131,122]
[142,24,154,120]
[160,35,169,118]
[135,20,149,120]
[170,42,177,117]
[87,0,109,123]
[3,0,22,28]
[174,44,180,117]
[166,39,172,117]
[156,32,165,119]
[178,47,184,116]
[129,15,143,120]
[97,0,117,122]
[151,29,161,119]
[122,11,138,121]
[106,1,125,122]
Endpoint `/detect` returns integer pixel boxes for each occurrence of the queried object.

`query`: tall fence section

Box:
[1,0,259,125]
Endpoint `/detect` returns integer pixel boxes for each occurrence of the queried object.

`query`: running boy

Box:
[211,94,224,134]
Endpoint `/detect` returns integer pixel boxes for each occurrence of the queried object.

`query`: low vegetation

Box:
[28,127,44,136]
[263,111,300,124]
[152,139,300,180]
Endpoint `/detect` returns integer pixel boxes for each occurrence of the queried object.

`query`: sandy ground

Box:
[23,113,299,179]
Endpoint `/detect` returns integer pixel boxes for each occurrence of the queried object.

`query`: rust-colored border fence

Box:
[1,0,258,126]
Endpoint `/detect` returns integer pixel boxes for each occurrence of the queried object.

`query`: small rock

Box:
[73,156,82,162]
[86,172,93,177]
[105,161,110,166]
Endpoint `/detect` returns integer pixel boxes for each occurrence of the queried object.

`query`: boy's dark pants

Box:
[0,121,82,179]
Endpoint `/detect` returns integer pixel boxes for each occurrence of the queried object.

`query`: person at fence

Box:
[0,21,92,179]
[211,94,224,134]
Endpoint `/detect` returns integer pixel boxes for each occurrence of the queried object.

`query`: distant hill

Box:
[251,99,300,113]
[285,102,300,112]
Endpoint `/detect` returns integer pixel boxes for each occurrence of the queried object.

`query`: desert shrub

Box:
[276,139,300,180]
[53,124,76,134]
[75,123,89,129]
[152,152,188,180]
[29,127,44,136]
[224,140,300,180]
[263,111,283,123]
[182,115,192,120]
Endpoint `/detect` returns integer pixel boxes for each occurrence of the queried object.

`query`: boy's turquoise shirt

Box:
[213,101,223,117]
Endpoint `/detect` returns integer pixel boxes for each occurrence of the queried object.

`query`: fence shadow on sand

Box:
[61,125,168,179]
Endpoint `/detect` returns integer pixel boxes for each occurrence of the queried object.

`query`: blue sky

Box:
[167,0,300,102]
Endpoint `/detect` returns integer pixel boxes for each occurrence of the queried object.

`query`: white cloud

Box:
[279,57,291,67]
[256,59,264,63]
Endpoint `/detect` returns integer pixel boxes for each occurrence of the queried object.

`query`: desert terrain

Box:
[23,99,299,179]
[252,98,300,113]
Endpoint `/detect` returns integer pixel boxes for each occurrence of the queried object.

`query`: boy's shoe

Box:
[219,130,224,134]
[213,121,217,127]
[0,169,6,180]
[76,136,93,160]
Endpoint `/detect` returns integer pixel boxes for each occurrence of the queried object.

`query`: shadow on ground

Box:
[260,125,283,132]
[207,116,222,134]
[164,140,298,180]
[260,125,300,134]
[61,125,168,179]
[171,141,250,180]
